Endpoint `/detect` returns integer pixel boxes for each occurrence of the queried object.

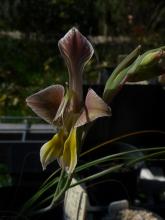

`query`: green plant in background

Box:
[1,0,165,116]
[21,27,165,216]
[0,163,12,188]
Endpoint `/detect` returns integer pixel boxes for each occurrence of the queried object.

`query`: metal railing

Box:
[0,116,55,142]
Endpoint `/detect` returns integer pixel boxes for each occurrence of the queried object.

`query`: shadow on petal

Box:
[75,89,111,127]
[26,85,64,123]
[61,128,77,174]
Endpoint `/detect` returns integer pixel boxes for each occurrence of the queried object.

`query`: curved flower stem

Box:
[77,146,165,173]
[70,164,124,187]
[41,168,60,188]
[81,129,165,157]
[126,150,165,167]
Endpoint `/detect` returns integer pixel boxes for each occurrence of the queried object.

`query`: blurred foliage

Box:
[0,0,165,38]
[0,163,12,187]
[0,0,165,115]
[0,37,68,115]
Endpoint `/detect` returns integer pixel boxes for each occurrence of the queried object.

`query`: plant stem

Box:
[54,168,65,197]
[81,130,165,157]
[51,172,73,208]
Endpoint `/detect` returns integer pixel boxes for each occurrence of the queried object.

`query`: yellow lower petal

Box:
[40,129,65,170]
[62,128,77,173]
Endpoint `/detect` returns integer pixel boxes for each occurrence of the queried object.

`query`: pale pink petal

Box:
[75,89,111,127]
[58,27,94,105]
[58,27,94,73]
[26,85,64,123]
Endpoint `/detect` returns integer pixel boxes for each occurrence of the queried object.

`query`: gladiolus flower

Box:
[26,28,111,173]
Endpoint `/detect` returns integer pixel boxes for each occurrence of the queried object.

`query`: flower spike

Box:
[26,27,111,174]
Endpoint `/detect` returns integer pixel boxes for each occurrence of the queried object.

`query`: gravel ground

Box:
[118,209,162,220]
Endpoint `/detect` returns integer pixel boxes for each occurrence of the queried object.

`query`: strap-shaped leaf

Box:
[103,45,141,102]
[110,45,141,81]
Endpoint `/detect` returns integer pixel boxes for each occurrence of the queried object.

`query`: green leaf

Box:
[103,45,141,102]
